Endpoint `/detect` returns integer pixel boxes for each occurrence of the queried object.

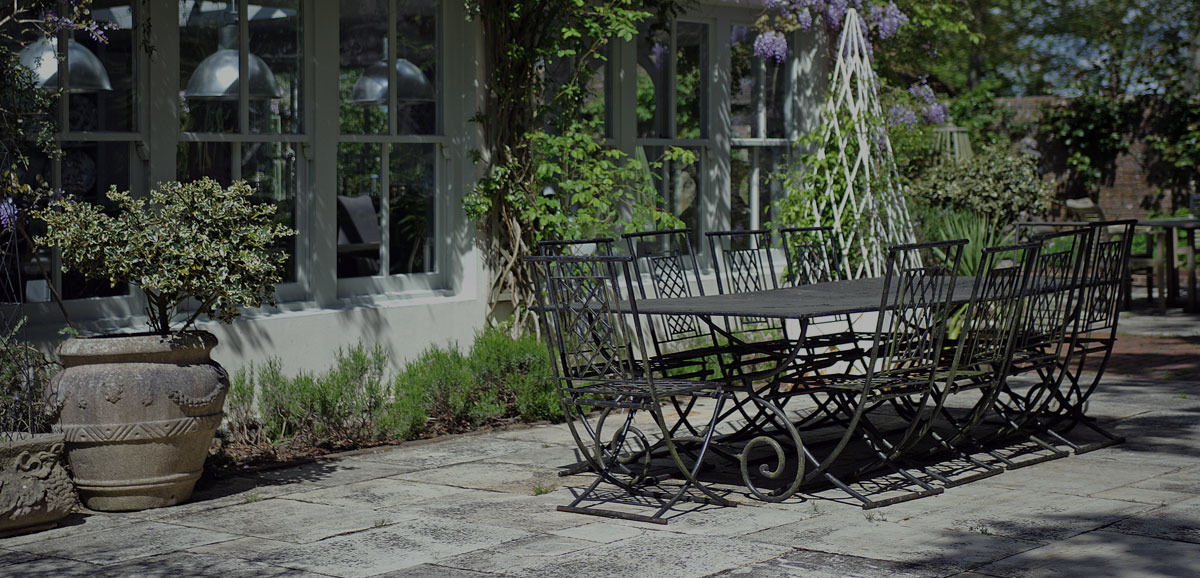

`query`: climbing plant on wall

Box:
[463,0,691,333]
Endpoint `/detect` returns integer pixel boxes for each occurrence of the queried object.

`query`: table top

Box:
[1139,217,1200,229]
[632,276,978,320]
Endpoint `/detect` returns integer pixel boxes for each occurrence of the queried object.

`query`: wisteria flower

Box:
[887,105,919,131]
[754,31,788,63]
[0,198,17,230]
[870,2,908,40]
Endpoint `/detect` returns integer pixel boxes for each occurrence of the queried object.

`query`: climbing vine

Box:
[464,0,691,333]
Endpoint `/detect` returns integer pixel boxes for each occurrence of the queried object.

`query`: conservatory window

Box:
[336,0,441,281]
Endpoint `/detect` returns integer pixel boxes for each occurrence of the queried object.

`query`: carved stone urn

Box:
[0,433,76,537]
[51,331,228,512]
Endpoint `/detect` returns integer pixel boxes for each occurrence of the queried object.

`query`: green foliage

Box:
[926,210,1014,278]
[467,1,690,329]
[469,324,559,422]
[1039,94,1137,196]
[396,344,486,433]
[223,329,558,451]
[947,80,1022,147]
[1145,95,1200,197]
[229,344,415,448]
[0,319,58,439]
[468,120,687,243]
[33,178,296,335]
[907,145,1053,226]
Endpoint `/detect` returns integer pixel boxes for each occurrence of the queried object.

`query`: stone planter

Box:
[51,332,228,512]
[0,432,76,537]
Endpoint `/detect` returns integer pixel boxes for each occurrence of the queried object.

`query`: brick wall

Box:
[996,96,1182,221]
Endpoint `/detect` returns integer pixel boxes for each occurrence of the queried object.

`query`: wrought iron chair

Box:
[902,240,1041,482]
[777,226,870,375]
[705,230,799,378]
[528,254,735,524]
[622,229,716,382]
[1034,219,1134,453]
[786,239,967,509]
[990,226,1094,465]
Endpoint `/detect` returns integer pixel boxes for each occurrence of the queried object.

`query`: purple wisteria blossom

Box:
[756,0,908,57]
[887,104,919,131]
[754,31,788,63]
[0,199,17,230]
[909,79,949,125]
[869,2,908,40]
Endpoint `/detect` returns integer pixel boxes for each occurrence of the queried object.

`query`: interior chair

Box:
[336,194,382,277]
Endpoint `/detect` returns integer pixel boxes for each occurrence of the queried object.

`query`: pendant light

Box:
[184,8,281,100]
[18,36,112,92]
[349,37,434,105]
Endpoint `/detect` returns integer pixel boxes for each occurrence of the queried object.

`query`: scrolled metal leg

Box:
[735,395,804,503]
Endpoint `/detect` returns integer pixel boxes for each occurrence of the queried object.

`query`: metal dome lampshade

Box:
[349,39,434,105]
[18,37,112,92]
[184,23,281,99]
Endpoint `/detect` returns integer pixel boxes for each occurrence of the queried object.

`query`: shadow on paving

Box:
[712,508,1200,578]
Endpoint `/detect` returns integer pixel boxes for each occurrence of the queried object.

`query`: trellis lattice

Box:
[805,8,917,279]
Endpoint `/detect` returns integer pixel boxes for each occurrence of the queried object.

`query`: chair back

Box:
[778,226,840,286]
[528,255,654,404]
[866,239,966,389]
[948,241,1041,387]
[536,237,615,256]
[707,229,781,294]
[1012,227,1094,371]
[622,229,709,361]
[1076,220,1135,335]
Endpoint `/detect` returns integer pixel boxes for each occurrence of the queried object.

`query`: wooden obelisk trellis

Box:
[806,8,917,279]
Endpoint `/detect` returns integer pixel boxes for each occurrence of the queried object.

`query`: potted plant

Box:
[0,317,75,536]
[33,177,294,511]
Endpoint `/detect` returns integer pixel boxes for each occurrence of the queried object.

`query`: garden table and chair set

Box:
[527,220,1137,524]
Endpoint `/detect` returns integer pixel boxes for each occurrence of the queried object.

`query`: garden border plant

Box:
[221,325,559,463]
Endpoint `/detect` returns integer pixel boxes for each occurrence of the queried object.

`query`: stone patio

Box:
[2,310,1198,577]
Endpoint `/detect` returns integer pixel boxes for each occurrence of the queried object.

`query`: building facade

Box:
[13,0,826,374]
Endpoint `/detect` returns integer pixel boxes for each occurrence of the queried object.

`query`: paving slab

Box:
[0,512,137,547]
[386,488,589,532]
[974,529,1200,578]
[897,487,1155,542]
[284,476,479,510]
[440,531,791,578]
[169,497,403,544]
[1090,485,1195,506]
[1107,496,1200,544]
[0,553,107,578]
[9,520,238,566]
[186,536,296,561]
[357,436,559,471]
[971,452,1176,496]
[93,551,324,578]
[252,456,413,488]
[390,460,562,493]
[371,564,499,577]
[746,515,1044,575]
[710,549,934,578]
[1127,464,1200,494]
[253,516,531,578]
